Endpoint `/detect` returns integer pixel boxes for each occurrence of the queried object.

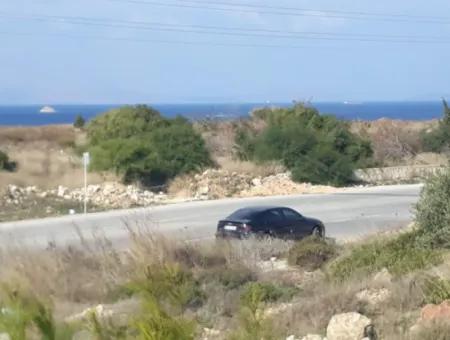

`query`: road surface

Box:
[0,184,422,248]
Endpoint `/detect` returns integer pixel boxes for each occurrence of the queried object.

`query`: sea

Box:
[0,101,444,126]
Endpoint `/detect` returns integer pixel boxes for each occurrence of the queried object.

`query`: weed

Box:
[288,237,338,271]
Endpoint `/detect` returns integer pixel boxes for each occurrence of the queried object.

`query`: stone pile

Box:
[3,182,168,209]
[174,169,337,200]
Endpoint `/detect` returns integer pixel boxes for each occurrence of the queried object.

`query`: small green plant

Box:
[0,286,74,340]
[0,150,16,172]
[73,115,86,129]
[228,283,278,340]
[288,237,338,271]
[240,282,298,307]
[423,276,450,305]
[208,265,256,290]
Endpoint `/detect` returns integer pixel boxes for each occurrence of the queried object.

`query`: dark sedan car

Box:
[216,206,325,240]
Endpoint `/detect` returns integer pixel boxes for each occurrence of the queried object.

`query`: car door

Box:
[281,208,310,239]
[261,209,285,237]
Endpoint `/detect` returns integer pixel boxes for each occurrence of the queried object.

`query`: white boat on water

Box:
[39,106,56,114]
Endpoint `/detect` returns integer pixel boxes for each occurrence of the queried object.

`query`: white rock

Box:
[301,335,324,340]
[57,185,68,197]
[356,288,390,306]
[252,178,262,186]
[327,312,372,340]
[372,268,393,284]
[66,304,113,323]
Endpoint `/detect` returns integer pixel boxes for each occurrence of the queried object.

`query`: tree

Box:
[0,150,16,172]
[88,105,212,187]
[235,103,373,186]
[73,115,86,128]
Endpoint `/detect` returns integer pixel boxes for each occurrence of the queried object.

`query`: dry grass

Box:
[351,119,439,166]
[0,125,115,189]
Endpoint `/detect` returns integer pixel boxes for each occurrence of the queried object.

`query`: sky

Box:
[1,0,450,104]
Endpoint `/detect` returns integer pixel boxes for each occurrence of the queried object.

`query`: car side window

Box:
[282,208,302,221]
[262,210,283,228]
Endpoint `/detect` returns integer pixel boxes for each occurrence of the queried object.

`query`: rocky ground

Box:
[0,170,338,221]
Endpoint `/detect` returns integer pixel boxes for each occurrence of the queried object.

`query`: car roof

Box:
[226,206,290,219]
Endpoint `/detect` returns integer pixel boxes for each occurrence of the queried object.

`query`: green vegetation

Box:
[235,103,373,186]
[73,115,86,129]
[422,99,450,153]
[288,237,338,271]
[240,282,298,306]
[415,168,450,248]
[87,105,212,187]
[330,168,450,281]
[423,276,450,305]
[330,231,442,281]
[0,150,15,172]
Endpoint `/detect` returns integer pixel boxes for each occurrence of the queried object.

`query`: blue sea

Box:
[0,101,444,126]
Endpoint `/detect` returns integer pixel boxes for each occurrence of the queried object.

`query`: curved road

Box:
[0,184,422,248]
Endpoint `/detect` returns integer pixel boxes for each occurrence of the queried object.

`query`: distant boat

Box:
[39,106,56,114]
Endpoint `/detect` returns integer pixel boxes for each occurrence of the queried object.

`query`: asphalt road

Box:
[0,184,422,248]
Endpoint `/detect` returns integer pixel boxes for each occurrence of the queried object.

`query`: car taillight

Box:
[242,223,252,232]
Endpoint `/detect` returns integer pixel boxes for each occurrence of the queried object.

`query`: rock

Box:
[72,330,95,340]
[57,185,68,197]
[301,335,324,340]
[252,177,262,186]
[66,304,113,323]
[201,328,220,339]
[356,288,390,306]
[286,336,298,340]
[0,333,10,340]
[420,300,450,322]
[372,268,393,285]
[327,312,374,340]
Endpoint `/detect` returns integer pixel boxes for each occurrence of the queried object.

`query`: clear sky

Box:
[1,0,450,104]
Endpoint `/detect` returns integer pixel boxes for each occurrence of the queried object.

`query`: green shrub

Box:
[422,276,450,305]
[235,103,372,186]
[126,263,204,311]
[422,99,450,153]
[288,237,338,271]
[0,150,15,172]
[240,282,298,308]
[330,231,442,281]
[88,105,212,187]
[415,168,450,248]
[200,264,256,290]
[73,115,86,129]
[87,105,165,145]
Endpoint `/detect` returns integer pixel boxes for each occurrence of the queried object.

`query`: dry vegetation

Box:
[350,119,445,166]
[0,125,115,190]
[0,224,448,339]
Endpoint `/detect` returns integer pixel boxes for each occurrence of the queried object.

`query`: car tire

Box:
[311,226,324,238]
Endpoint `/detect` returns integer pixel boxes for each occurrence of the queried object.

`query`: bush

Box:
[288,237,338,271]
[240,282,298,307]
[415,168,450,248]
[0,150,15,172]
[73,115,86,129]
[422,99,450,153]
[88,105,212,187]
[422,276,450,305]
[235,103,372,186]
[330,231,442,281]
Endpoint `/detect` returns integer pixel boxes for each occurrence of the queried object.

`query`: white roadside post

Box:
[83,152,90,214]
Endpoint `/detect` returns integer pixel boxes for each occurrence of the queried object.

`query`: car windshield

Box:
[227,208,260,220]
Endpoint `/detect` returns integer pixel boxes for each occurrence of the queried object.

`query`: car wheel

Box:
[311,226,324,238]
